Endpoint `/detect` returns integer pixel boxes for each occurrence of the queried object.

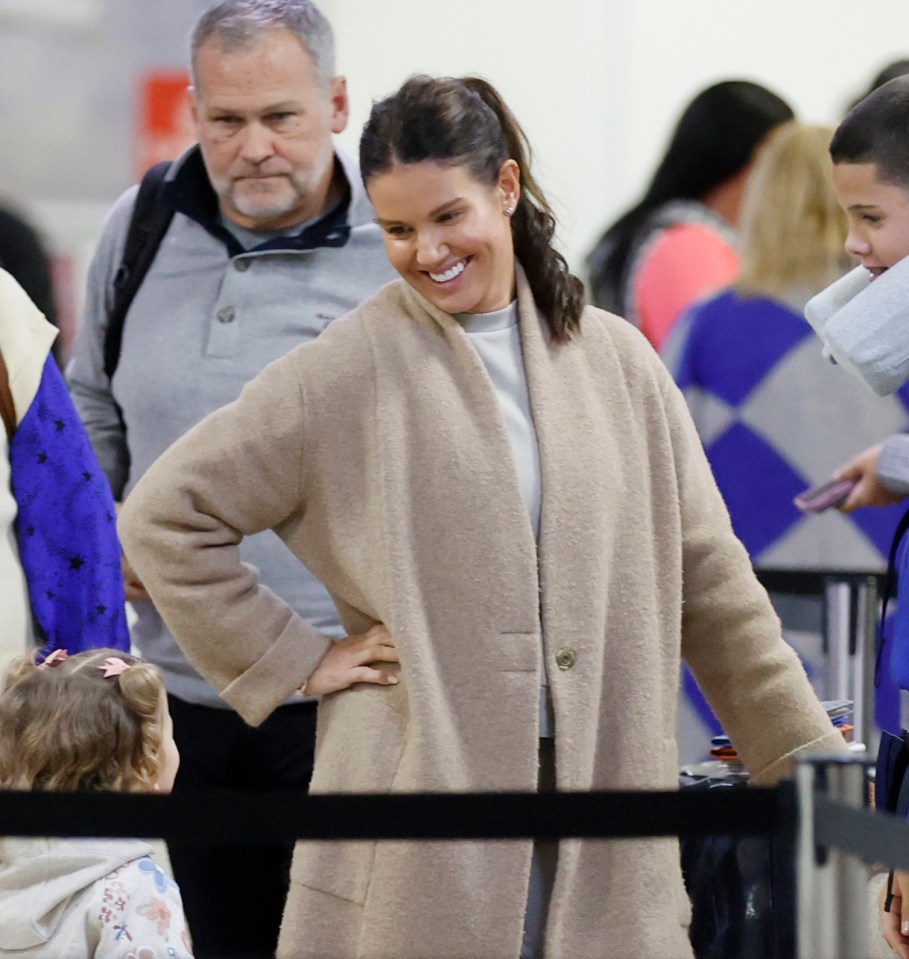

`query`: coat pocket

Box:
[290,681,408,904]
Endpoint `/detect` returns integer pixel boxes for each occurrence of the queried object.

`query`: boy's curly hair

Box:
[0,648,166,792]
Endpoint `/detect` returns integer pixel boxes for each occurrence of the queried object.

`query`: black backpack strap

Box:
[876,504,909,686]
[103,160,175,381]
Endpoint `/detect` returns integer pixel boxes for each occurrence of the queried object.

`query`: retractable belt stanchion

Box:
[796,754,870,959]
[823,574,880,753]
[758,569,883,754]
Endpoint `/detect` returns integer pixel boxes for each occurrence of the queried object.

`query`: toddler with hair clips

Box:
[0,647,193,958]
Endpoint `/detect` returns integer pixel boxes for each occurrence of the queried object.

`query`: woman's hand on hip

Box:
[121,550,151,602]
[303,624,399,696]
[115,502,151,602]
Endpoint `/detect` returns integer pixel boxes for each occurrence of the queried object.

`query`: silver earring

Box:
[504,206,514,216]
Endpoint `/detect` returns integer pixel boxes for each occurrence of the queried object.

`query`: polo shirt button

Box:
[555,648,576,671]
[217,306,235,324]
[234,258,250,272]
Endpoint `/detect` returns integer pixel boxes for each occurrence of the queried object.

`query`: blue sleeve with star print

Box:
[8,355,129,655]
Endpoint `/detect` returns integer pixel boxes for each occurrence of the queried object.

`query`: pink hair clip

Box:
[99,657,132,679]
[37,649,69,670]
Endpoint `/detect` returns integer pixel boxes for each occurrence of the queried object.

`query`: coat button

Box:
[234,258,250,271]
[555,647,576,670]
[217,306,235,324]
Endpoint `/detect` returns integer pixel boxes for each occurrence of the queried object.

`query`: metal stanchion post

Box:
[823,574,880,753]
[825,579,852,714]
[857,576,879,758]
[797,755,870,959]
[797,758,835,959]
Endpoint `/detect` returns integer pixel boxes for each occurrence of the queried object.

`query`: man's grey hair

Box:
[190,0,336,89]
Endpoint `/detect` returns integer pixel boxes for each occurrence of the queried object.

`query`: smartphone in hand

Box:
[793,477,856,513]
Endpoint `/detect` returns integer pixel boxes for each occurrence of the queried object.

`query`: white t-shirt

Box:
[456,302,542,537]
[456,302,554,736]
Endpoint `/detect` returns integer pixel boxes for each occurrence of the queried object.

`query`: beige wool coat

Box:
[119,267,847,959]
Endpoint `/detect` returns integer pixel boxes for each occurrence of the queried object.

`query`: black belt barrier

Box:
[0,783,790,844]
[5,764,909,959]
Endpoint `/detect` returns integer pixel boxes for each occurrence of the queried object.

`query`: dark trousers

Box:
[166,694,317,959]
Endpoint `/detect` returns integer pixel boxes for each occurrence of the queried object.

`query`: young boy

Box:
[805,75,909,516]
[806,74,909,959]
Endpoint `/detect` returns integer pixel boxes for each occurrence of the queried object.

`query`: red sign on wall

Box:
[134,70,195,179]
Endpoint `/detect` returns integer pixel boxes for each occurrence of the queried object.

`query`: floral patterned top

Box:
[0,837,194,958]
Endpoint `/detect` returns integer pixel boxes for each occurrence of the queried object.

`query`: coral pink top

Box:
[632,222,740,350]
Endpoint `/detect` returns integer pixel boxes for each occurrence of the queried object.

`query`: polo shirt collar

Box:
[161,145,352,256]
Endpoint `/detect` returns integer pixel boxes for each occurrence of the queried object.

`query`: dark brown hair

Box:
[359,74,585,340]
[831,75,909,189]
[586,80,794,314]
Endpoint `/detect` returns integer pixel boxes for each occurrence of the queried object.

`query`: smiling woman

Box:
[117,71,848,959]
[369,160,519,315]
[360,74,585,338]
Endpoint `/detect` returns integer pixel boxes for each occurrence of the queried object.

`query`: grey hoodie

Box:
[0,837,192,957]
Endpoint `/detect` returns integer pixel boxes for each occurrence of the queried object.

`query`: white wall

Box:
[326,0,627,273]
[4,0,909,281]
[327,0,909,272]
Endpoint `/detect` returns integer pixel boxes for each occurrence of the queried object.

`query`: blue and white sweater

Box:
[665,287,909,570]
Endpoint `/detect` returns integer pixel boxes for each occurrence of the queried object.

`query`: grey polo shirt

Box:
[68,145,396,707]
